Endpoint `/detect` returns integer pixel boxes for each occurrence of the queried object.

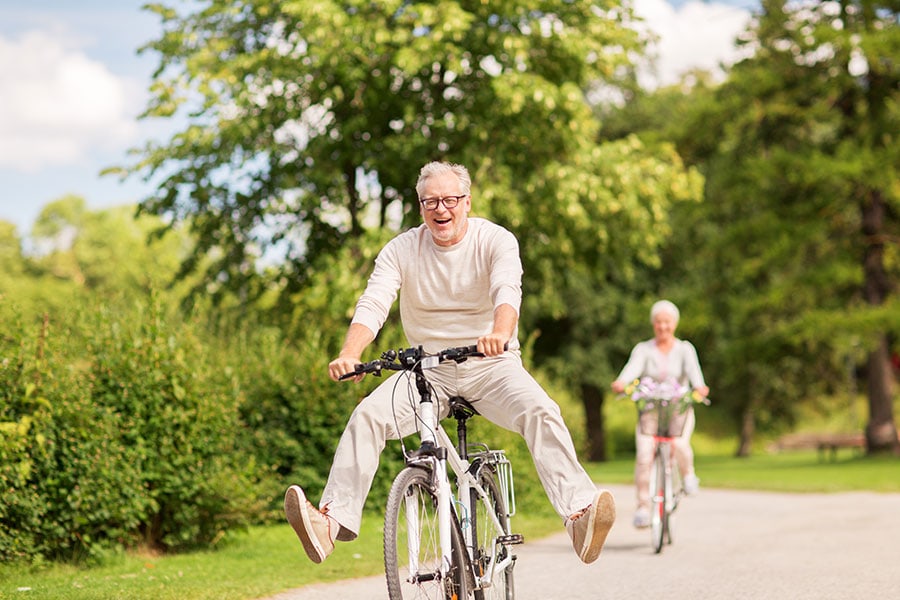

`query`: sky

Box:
[0,0,758,238]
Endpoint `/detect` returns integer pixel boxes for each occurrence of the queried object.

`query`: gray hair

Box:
[416,161,472,197]
[650,300,680,324]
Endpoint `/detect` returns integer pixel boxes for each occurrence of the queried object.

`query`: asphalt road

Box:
[261,483,900,600]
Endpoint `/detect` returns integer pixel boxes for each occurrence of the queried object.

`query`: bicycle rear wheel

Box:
[471,466,515,600]
[385,466,470,600]
[649,447,667,554]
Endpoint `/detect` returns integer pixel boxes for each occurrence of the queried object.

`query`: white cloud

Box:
[0,30,140,172]
[633,0,753,89]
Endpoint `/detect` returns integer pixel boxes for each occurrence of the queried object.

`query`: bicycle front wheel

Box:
[385,466,470,600]
[667,462,682,547]
[649,447,667,554]
[471,466,514,600]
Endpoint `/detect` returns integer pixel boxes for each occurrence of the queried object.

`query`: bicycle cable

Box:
[389,369,414,460]
[391,355,445,461]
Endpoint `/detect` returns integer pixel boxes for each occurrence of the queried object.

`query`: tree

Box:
[114,0,644,306]
[672,0,899,454]
[29,196,190,300]
[0,220,25,287]
[518,137,704,460]
[112,1,714,464]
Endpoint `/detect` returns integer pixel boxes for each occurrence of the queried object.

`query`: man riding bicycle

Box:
[284,160,616,565]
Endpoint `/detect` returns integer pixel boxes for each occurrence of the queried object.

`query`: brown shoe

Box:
[566,489,616,564]
[284,485,336,563]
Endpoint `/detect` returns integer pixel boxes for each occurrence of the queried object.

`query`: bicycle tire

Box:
[471,466,515,600]
[385,466,470,600]
[649,447,666,554]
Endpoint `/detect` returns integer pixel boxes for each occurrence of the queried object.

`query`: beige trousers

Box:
[320,352,600,540]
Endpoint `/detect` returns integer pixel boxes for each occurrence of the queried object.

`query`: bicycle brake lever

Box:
[338,360,385,380]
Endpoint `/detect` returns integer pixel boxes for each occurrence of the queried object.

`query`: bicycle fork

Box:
[408,376,455,583]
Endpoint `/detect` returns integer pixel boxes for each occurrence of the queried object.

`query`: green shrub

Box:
[86,302,263,552]
[0,299,266,563]
[231,322,409,516]
[0,311,59,563]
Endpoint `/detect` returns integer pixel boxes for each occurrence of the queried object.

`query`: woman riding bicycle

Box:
[284,160,616,566]
[611,300,710,529]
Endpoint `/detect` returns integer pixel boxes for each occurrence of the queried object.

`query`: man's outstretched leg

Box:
[284,485,340,563]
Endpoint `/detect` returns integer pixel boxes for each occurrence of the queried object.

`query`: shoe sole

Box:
[284,486,327,563]
[580,490,616,564]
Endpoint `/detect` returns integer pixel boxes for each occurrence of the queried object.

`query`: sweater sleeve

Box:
[681,340,707,389]
[489,227,523,314]
[616,342,649,384]
[350,238,403,336]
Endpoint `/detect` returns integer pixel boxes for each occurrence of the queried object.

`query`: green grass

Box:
[585,451,900,493]
[0,506,563,600]
[2,449,898,600]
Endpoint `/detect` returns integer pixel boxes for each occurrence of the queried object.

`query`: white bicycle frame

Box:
[406,368,516,590]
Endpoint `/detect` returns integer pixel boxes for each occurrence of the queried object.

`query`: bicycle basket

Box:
[638,402,690,437]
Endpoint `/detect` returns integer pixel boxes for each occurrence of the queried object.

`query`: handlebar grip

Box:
[338,359,380,380]
[466,342,510,355]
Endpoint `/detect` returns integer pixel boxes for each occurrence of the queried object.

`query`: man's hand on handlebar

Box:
[477,333,509,357]
[332,342,509,383]
[329,356,364,383]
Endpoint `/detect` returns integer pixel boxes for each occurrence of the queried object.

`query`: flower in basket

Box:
[623,376,707,412]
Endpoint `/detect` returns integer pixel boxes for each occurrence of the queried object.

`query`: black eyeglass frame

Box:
[418,194,468,211]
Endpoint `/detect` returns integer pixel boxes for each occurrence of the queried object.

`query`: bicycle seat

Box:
[448,396,479,420]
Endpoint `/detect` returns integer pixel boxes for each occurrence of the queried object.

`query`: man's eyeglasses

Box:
[419,195,467,211]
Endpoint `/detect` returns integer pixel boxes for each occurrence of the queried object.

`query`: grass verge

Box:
[2,450,898,600]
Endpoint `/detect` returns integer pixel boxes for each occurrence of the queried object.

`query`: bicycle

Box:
[342,344,522,600]
[640,401,689,554]
[622,377,707,554]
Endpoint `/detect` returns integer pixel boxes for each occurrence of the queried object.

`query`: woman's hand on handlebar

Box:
[477,333,509,357]
[329,356,364,383]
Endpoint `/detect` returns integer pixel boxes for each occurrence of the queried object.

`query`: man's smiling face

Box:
[418,171,471,247]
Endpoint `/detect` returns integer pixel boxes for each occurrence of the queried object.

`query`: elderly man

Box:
[285,160,616,565]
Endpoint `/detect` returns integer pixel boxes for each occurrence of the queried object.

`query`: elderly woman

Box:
[611,300,710,528]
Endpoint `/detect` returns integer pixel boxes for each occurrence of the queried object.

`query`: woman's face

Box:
[652,311,677,343]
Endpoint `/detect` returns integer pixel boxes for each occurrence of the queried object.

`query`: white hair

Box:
[650,300,680,324]
[416,161,471,197]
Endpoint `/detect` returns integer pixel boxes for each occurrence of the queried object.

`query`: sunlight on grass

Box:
[2,431,897,600]
[0,508,565,600]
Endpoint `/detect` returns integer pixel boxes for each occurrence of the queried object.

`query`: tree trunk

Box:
[864,335,899,454]
[580,383,607,462]
[860,190,899,454]
[736,405,755,457]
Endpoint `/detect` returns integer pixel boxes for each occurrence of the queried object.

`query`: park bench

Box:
[770,431,865,462]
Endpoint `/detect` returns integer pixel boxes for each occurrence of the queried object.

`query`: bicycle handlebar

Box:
[338,344,505,380]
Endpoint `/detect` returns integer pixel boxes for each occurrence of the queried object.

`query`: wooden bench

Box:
[769,432,865,462]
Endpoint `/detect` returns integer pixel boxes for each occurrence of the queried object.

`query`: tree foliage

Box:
[611,0,900,454]
[117,0,644,306]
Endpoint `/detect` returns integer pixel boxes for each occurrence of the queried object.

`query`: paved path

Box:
[261,484,900,599]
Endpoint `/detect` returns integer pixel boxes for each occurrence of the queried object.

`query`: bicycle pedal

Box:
[497,534,524,545]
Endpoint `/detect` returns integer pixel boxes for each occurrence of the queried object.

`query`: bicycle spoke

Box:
[471,466,515,600]
[386,468,468,600]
